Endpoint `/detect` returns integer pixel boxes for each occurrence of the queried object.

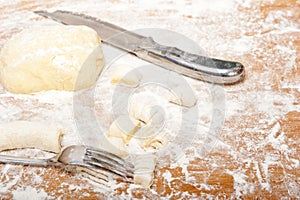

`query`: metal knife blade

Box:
[34,10,245,84]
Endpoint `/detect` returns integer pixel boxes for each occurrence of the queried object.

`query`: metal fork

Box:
[0,145,134,184]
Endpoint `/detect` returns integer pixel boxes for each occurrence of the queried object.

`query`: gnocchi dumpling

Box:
[111,64,142,87]
[141,131,168,150]
[108,115,142,144]
[104,136,128,158]
[129,101,165,126]
[134,154,157,188]
[168,84,197,107]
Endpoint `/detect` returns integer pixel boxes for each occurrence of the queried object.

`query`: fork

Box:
[0,145,134,184]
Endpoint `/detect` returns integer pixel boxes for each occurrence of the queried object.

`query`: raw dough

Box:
[141,131,168,150]
[134,154,156,188]
[129,101,165,126]
[111,64,142,87]
[128,100,166,143]
[168,85,197,107]
[108,115,142,144]
[99,137,128,158]
[0,121,62,153]
[0,25,105,94]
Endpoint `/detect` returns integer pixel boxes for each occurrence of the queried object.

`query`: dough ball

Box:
[0,121,62,153]
[111,64,142,87]
[168,85,197,107]
[0,25,105,93]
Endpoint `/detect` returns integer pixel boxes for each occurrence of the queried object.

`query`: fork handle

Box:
[0,155,56,166]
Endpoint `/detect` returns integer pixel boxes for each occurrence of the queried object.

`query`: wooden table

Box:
[0,0,299,199]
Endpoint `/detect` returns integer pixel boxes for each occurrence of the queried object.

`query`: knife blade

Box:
[34,10,245,84]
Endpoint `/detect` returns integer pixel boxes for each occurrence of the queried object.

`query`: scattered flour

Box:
[0,0,299,199]
[12,186,49,200]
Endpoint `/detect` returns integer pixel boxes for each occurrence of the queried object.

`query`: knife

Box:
[34,10,245,84]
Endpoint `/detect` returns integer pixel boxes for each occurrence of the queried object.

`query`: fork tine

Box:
[82,164,134,184]
[83,155,134,180]
[74,167,114,192]
[78,166,109,180]
[70,159,131,179]
[84,147,134,177]
[64,162,133,185]
[84,151,134,174]
[86,146,134,169]
[63,164,109,184]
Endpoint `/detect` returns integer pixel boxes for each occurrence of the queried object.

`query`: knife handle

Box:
[133,38,245,84]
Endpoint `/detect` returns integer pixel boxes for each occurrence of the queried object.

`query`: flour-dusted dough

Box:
[168,85,197,107]
[134,154,156,188]
[0,25,105,94]
[0,121,62,153]
[111,64,142,87]
[141,131,168,150]
[129,101,165,126]
[100,137,128,158]
[108,115,142,144]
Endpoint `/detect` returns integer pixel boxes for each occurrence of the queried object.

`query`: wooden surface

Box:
[0,0,299,199]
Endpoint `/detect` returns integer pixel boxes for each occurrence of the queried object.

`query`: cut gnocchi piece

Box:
[0,121,62,153]
[134,154,157,188]
[134,124,161,141]
[168,84,197,107]
[103,137,128,158]
[108,115,142,144]
[141,132,168,150]
[111,64,142,87]
[129,101,165,126]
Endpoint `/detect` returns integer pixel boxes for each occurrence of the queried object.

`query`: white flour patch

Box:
[12,186,49,200]
[227,169,255,197]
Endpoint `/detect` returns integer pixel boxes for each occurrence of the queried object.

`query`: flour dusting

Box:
[0,0,299,199]
[12,186,49,200]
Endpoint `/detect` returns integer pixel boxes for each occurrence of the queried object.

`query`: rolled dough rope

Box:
[0,121,62,153]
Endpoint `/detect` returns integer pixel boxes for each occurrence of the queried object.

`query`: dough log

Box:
[0,121,62,153]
